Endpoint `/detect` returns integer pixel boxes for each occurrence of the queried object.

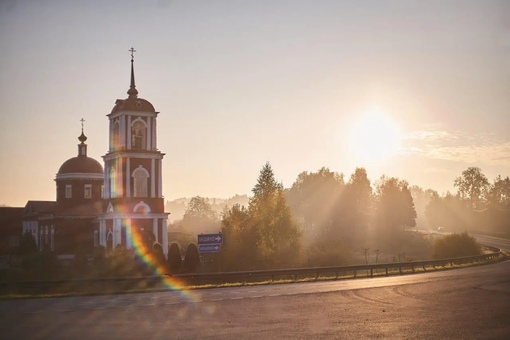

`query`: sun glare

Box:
[347,109,401,164]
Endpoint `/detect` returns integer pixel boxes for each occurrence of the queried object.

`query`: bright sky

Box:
[1,0,509,207]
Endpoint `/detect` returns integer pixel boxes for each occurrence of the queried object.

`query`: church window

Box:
[133,166,149,197]
[84,184,92,199]
[113,121,121,151]
[131,120,146,150]
[65,185,72,198]
[110,167,118,198]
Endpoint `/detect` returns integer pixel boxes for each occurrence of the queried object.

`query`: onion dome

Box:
[57,128,103,177]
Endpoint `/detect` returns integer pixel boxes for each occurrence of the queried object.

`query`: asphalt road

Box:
[1,236,509,339]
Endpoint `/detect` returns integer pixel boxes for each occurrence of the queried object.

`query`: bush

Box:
[167,243,182,274]
[182,243,200,273]
[150,243,166,269]
[432,232,481,259]
[305,237,350,267]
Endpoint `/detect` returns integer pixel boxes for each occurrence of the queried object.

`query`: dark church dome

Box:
[57,130,103,176]
[58,156,103,175]
[111,97,155,113]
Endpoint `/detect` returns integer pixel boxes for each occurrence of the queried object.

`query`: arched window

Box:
[133,166,149,197]
[133,201,151,213]
[110,167,117,198]
[113,121,121,151]
[131,120,146,150]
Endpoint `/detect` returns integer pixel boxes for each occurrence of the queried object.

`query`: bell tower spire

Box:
[127,47,138,98]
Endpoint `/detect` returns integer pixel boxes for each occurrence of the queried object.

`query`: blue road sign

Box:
[198,233,224,245]
[199,244,221,253]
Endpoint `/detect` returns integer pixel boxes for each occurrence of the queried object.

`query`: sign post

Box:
[197,233,223,246]
[198,232,224,271]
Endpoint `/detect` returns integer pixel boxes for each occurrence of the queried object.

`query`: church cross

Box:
[129,47,136,61]
[80,118,85,132]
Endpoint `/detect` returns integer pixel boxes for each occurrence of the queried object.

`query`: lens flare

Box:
[114,205,199,303]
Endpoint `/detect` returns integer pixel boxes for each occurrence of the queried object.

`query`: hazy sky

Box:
[1,0,509,207]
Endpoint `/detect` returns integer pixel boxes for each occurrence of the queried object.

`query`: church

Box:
[5,50,169,258]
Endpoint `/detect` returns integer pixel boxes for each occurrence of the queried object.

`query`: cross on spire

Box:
[128,47,138,98]
[78,118,87,144]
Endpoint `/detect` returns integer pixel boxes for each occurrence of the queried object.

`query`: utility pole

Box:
[362,247,370,265]
[374,249,380,264]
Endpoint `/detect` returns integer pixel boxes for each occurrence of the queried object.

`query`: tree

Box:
[454,167,489,209]
[487,175,510,208]
[249,163,302,269]
[375,176,417,235]
[220,203,253,271]
[220,163,301,270]
[182,196,219,234]
[286,167,344,243]
[182,243,200,273]
[333,168,372,240]
[410,186,435,229]
[426,191,472,231]
[167,242,182,274]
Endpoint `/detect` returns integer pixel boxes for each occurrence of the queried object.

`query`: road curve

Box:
[473,233,510,252]
[1,237,509,339]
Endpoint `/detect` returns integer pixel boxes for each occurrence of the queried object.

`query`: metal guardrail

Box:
[0,249,502,294]
[173,250,502,285]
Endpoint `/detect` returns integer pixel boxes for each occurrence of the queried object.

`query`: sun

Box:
[347,109,401,164]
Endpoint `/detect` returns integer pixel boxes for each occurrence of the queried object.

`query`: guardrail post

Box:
[385,267,388,276]
[370,268,373,277]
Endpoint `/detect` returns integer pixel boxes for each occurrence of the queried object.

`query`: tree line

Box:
[178,164,508,272]
[426,167,510,233]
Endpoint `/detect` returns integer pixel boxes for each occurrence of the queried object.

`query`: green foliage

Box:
[182,196,220,234]
[250,163,302,269]
[487,175,510,208]
[425,168,510,233]
[221,163,302,270]
[432,232,481,259]
[183,243,200,273]
[286,167,344,242]
[305,237,350,267]
[425,192,471,231]
[220,204,253,271]
[167,242,182,274]
[375,176,417,235]
[151,242,166,269]
[454,167,489,209]
[332,168,373,243]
